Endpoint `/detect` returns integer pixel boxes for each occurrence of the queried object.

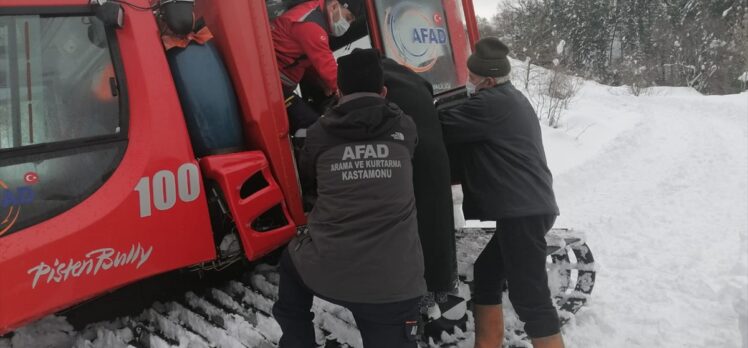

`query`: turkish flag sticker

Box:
[24,172,39,184]
[434,13,444,25]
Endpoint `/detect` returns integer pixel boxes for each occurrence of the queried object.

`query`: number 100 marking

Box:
[135,163,201,217]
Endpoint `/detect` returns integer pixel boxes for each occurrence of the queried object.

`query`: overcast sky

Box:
[472,0,501,18]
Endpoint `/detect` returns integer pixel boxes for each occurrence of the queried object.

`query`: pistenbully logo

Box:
[27,244,154,289]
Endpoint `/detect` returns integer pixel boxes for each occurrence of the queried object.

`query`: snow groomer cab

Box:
[0,0,479,334]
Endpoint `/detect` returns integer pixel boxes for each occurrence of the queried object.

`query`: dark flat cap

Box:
[468,37,511,77]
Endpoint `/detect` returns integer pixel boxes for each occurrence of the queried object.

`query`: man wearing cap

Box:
[272,49,426,348]
[439,37,564,348]
[271,0,363,134]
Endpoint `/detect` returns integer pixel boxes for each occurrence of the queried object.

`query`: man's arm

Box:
[292,22,338,93]
[439,96,495,144]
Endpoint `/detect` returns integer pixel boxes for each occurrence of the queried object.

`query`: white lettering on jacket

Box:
[342,144,389,160]
[27,244,154,289]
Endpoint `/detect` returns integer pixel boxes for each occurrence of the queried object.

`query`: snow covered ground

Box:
[2,74,746,348]
[465,78,748,347]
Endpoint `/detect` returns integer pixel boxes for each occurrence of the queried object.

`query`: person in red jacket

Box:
[271,0,364,134]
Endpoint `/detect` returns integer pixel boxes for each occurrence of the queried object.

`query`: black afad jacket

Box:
[290,93,427,304]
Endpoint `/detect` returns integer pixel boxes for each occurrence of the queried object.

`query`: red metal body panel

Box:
[364,1,384,51]
[461,0,480,47]
[0,0,216,334]
[195,0,306,227]
[0,0,82,5]
[444,0,470,85]
[200,152,296,261]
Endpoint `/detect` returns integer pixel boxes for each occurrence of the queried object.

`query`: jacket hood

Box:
[321,94,404,140]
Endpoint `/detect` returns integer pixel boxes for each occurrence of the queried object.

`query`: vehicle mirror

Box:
[93,2,124,29]
[87,18,108,48]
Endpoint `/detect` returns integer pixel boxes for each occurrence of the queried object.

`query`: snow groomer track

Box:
[1,228,594,348]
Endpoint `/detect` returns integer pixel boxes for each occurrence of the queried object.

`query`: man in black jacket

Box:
[273,49,426,348]
[382,58,457,303]
[439,37,564,348]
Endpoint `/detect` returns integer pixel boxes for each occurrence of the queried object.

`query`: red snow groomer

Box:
[0,0,594,340]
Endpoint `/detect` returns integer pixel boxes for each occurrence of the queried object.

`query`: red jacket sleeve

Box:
[291,21,338,91]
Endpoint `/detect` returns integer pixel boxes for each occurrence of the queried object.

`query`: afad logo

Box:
[412,13,447,45]
[384,2,449,73]
[0,174,37,237]
[412,27,447,45]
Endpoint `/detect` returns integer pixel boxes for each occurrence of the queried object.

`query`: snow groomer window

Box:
[0,11,127,238]
[374,0,472,94]
[0,15,122,150]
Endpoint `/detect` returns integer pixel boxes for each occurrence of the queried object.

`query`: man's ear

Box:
[380,86,388,98]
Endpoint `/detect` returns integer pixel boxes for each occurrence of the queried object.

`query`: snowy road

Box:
[1,81,745,348]
[549,91,748,347]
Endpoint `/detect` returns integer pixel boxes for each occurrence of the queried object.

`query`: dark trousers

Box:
[272,250,421,348]
[472,215,561,338]
[283,88,320,134]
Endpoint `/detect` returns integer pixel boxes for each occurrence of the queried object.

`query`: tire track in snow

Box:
[553,94,748,347]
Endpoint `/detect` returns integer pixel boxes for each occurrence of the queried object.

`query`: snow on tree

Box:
[490,0,747,94]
